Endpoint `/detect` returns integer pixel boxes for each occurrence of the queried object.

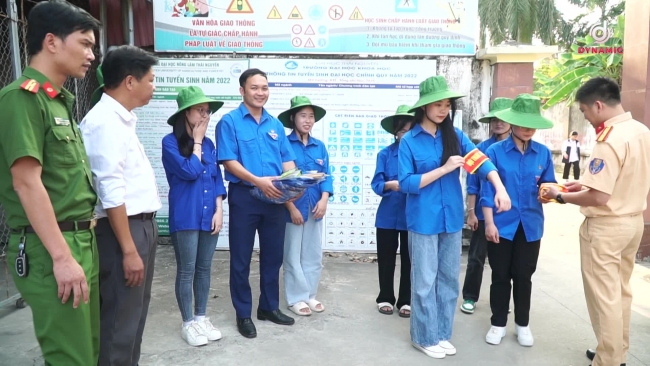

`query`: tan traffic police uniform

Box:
[579,112,650,366]
[0,67,99,365]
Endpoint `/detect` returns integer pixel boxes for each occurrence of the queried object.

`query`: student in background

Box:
[562,131,581,182]
[162,86,226,346]
[371,105,414,318]
[398,75,511,359]
[481,94,556,347]
[278,96,333,316]
[460,97,512,315]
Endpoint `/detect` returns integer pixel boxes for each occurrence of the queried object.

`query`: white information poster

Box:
[249,58,436,251]
[135,58,444,251]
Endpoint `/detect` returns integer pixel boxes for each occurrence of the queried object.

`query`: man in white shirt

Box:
[79,45,160,366]
[562,130,581,182]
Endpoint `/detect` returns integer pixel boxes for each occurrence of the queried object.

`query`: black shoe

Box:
[236,317,257,338]
[257,309,295,325]
[586,349,595,361]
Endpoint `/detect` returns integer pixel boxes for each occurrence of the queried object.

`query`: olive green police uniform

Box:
[0,67,99,365]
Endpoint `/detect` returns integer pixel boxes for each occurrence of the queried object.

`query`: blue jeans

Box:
[409,230,462,347]
[171,230,219,322]
[283,211,323,306]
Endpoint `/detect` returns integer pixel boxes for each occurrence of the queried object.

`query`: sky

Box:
[554,0,623,23]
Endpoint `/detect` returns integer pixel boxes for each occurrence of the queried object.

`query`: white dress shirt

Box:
[80,94,161,218]
[561,139,580,163]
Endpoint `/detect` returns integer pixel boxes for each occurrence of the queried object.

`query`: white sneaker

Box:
[196,318,222,341]
[412,342,446,359]
[485,326,507,345]
[182,322,208,347]
[515,324,534,347]
[438,340,456,355]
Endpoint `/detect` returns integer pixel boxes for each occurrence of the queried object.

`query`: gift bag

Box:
[250,169,327,204]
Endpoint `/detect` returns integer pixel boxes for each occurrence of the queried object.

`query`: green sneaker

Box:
[460,300,476,314]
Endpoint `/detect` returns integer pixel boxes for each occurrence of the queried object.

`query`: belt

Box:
[128,212,156,220]
[12,219,97,234]
[231,182,253,189]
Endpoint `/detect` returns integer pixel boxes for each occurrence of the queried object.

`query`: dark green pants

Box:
[8,229,100,366]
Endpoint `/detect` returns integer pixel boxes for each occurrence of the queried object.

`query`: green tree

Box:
[556,0,625,51]
[478,0,558,47]
[534,15,624,109]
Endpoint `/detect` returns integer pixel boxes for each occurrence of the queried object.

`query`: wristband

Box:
[194,143,202,146]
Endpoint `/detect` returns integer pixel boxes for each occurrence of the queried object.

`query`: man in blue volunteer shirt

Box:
[217,68,297,338]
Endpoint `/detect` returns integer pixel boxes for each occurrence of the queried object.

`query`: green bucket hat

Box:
[380,105,415,134]
[277,96,327,128]
[166,86,224,126]
[90,65,104,107]
[408,76,466,113]
[479,97,514,123]
[494,94,553,129]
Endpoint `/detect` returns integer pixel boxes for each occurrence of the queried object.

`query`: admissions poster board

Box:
[134,58,441,251]
[153,0,477,56]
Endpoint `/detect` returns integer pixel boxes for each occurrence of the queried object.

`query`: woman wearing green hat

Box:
[161,86,226,346]
[371,105,414,318]
[479,94,556,347]
[278,96,333,316]
[397,75,511,359]
[461,97,513,315]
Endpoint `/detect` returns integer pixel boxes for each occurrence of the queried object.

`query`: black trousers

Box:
[462,220,487,302]
[487,223,540,327]
[562,160,580,180]
[376,228,411,309]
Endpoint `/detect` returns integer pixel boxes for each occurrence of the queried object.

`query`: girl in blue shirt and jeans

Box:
[162,86,227,347]
[398,76,511,359]
[480,94,556,347]
[278,96,334,317]
[372,105,414,318]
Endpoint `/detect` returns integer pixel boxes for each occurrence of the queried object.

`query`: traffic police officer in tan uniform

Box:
[0,1,101,365]
[541,77,650,366]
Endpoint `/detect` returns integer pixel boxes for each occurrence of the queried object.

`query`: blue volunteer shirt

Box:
[466,135,499,221]
[371,143,407,231]
[162,134,227,234]
[285,131,334,222]
[399,124,497,235]
[479,136,556,242]
[216,103,295,183]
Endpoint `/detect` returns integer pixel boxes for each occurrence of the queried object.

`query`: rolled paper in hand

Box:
[538,183,568,203]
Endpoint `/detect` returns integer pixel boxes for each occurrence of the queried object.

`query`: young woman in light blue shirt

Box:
[398,76,511,359]
[480,94,556,348]
[279,96,334,317]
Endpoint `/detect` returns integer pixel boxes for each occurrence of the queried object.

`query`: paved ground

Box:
[1,203,650,366]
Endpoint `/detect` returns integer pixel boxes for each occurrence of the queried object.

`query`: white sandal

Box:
[288,302,312,316]
[377,302,394,315]
[307,299,325,313]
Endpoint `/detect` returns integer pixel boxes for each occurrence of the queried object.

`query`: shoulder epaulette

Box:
[20,79,40,94]
[596,126,613,142]
[42,82,58,98]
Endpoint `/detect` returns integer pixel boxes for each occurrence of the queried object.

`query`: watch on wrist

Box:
[556,193,566,204]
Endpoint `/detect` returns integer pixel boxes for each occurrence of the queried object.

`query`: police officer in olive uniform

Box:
[541,77,650,366]
[0,2,101,365]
